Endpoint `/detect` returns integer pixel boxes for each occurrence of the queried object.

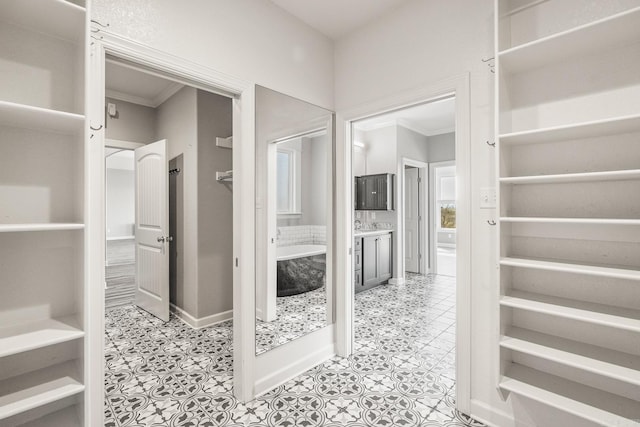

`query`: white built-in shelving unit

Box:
[495,0,640,425]
[0,0,88,425]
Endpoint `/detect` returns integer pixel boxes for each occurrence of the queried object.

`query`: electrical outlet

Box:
[480,187,496,209]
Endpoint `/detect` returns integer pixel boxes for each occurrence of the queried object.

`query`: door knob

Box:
[166,236,174,242]
[157,236,165,243]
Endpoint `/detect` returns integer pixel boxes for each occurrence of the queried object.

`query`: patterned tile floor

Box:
[255,286,327,355]
[105,273,485,426]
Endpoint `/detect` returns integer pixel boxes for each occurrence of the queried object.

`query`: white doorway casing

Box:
[335,74,471,414]
[88,31,255,426]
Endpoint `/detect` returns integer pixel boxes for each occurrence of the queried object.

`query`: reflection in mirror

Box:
[255,86,334,355]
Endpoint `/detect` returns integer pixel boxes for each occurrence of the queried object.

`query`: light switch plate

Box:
[480,187,496,209]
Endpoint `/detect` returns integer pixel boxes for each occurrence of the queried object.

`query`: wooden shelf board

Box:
[0,361,84,420]
[0,317,84,358]
[499,114,640,146]
[501,364,640,425]
[500,169,640,185]
[499,7,640,73]
[501,327,640,387]
[0,0,85,44]
[500,217,640,225]
[0,101,84,135]
[0,224,85,233]
[500,257,640,281]
[500,291,640,333]
[19,405,81,427]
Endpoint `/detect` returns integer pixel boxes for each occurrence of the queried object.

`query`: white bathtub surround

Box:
[277,225,326,247]
[277,244,326,261]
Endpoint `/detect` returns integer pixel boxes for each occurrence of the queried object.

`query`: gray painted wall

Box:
[397,126,429,162]
[156,87,199,317]
[197,90,233,318]
[427,132,455,162]
[105,97,157,143]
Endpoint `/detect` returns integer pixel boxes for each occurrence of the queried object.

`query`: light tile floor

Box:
[104,273,485,426]
[256,286,327,355]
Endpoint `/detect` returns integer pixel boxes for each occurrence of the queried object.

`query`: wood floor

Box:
[106,238,136,309]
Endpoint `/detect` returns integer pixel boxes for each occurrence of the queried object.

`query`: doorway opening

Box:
[104,146,138,310]
[350,94,468,422]
[101,56,237,424]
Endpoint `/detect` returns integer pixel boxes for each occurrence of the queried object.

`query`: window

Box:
[276,144,301,216]
[436,167,456,230]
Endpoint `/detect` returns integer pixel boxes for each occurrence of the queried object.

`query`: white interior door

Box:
[135,139,170,321]
[405,167,420,273]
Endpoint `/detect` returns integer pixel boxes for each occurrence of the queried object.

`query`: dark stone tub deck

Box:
[277,254,326,297]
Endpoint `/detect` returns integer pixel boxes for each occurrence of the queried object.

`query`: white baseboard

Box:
[254,329,336,397]
[470,399,515,427]
[388,277,405,285]
[107,235,135,241]
[170,303,233,329]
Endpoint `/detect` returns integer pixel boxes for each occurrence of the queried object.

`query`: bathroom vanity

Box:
[354,230,392,293]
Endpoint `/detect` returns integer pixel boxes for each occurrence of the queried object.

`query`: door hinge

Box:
[235,258,238,267]
[417,177,422,183]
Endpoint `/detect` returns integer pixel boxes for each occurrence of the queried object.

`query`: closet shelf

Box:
[0,361,84,420]
[18,405,81,427]
[498,6,640,73]
[0,101,85,135]
[500,257,640,281]
[0,316,84,358]
[500,364,640,426]
[500,217,640,225]
[500,291,640,333]
[499,114,640,146]
[0,224,85,233]
[500,169,640,185]
[501,327,640,388]
[0,0,85,44]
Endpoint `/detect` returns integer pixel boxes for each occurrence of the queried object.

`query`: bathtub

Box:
[277,244,326,297]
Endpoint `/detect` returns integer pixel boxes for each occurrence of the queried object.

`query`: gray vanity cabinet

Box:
[357,232,392,293]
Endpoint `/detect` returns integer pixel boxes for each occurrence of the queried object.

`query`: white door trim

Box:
[400,157,429,276]
[335,73,471,414]
[105,138,145,150]
[88,30,255,425]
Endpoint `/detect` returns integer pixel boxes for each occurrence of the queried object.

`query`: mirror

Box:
[255,85,334,355]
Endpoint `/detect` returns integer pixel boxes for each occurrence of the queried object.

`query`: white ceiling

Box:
[105,60,183,108]
[270,0,411,40]
[354,97,456,137]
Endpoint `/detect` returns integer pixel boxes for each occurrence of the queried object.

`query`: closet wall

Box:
[0,0,89,425]
[105,97,156,143]
[196,90,233,321]
[496,1,640,425]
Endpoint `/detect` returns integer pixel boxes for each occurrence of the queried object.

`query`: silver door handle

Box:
[157,236,173,243]
[157,236,165,243]
[166,236,174,242]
